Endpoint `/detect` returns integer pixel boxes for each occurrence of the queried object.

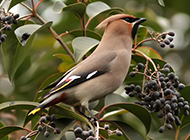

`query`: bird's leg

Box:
[81,101,98,123]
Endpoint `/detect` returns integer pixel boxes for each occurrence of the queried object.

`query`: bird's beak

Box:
[136,18,147,24]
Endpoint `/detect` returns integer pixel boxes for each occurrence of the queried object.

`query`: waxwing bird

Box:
[28,14,146,116]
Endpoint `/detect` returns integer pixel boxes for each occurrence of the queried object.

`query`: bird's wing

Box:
[41,51,117,99]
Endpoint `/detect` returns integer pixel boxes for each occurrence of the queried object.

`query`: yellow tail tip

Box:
[28,108,41,116]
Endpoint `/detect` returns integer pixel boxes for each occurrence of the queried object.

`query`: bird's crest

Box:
[96,14,136,30]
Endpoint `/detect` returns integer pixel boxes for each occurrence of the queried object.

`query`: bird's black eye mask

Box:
[122,17,140,23]
[122,17,146,40]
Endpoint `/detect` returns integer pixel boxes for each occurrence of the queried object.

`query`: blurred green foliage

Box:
[0,0,189,139]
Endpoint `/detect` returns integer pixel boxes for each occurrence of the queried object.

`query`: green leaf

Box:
[0,121,8,140]
[0,101,40,112]
[7,0,27,10]
[86,1,110,17]
[72,36,100,62]
[111,121,144,140]
[67,29,102,41]
[158,0,165,7]
[178,123,190,140]
[86,8,124,29]
[0,126,24,139]
[100,103,151,134]
[136,46,163,60]
[53,54,75,72]
[52,1,66,14]
[35,118,75,140]
[48,105,93,129]
[135,27,148,44]
[1,21,52,82]
[52,2,86,18]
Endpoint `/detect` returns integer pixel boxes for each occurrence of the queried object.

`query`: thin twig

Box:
[95,121,99,140]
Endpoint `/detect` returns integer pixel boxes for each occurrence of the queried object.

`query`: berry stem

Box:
[175,115,184,140]
[31,0,35,12]
[94,121,99,140]
[35,0,44,11]
[132,49,158,72]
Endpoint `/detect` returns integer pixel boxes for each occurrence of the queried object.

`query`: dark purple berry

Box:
[13,14,20,19]
[163,67,170,73]
[130,84,135,90]
[116,130,123,136]
[124,85,131,92]
[13,19,19,24]
[166,124,173,130]
[82,130,89,137]
[45,115,51,121]
[178,97,184,102]
[169,43,174,48]
[157,113,163,118]
[165,104,171,112]
[175,116,181,125]
[135,85,141,93]
[160,42,165,48]
[164,63,170,68]
[55,128,61,134]
[76,138,83,140]
[168,31,175,36]
[1,34,7,42]
[51,114,56,121]
[20,136,26,140]
[159,126,165,133]
[184,110,189,116]
[129,71,136,77]
[164,39,170,45]
[88,129,94,136]
[184,105,189,110]
[137,63,144,70]
[6,25,12,31]
[168,72,175,80]
[178,102,184,108]
[167,37,173,42]
[167,113,175,122]
[37,125,43,131]
[178,83,185,90]
[44,131,49,137]
[128,92,135,97]
[50,122,56,128]
[88,136,95,140]
[40,116,46,122]
[21,33,31,40]
[104,124,109,130]
[161,34,166,39]
[74,127,83,134]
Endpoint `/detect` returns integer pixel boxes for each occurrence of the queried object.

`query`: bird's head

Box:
[96,14,146,40]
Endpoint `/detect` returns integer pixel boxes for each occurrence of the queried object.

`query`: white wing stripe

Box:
[86,71,97,79]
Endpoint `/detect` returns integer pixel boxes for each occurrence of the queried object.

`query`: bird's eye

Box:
[122,17,140,23]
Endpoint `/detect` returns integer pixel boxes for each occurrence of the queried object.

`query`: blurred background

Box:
[0,0,190,138]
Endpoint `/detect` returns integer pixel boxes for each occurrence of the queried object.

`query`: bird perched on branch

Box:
[28,14,146,116]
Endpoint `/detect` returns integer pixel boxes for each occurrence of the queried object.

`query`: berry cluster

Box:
[73,124,123,140]
[126,63,189,133]
[0,8,19,45]
[20,114,60,140]
[159,31,175,48]
[74,125,95,140]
